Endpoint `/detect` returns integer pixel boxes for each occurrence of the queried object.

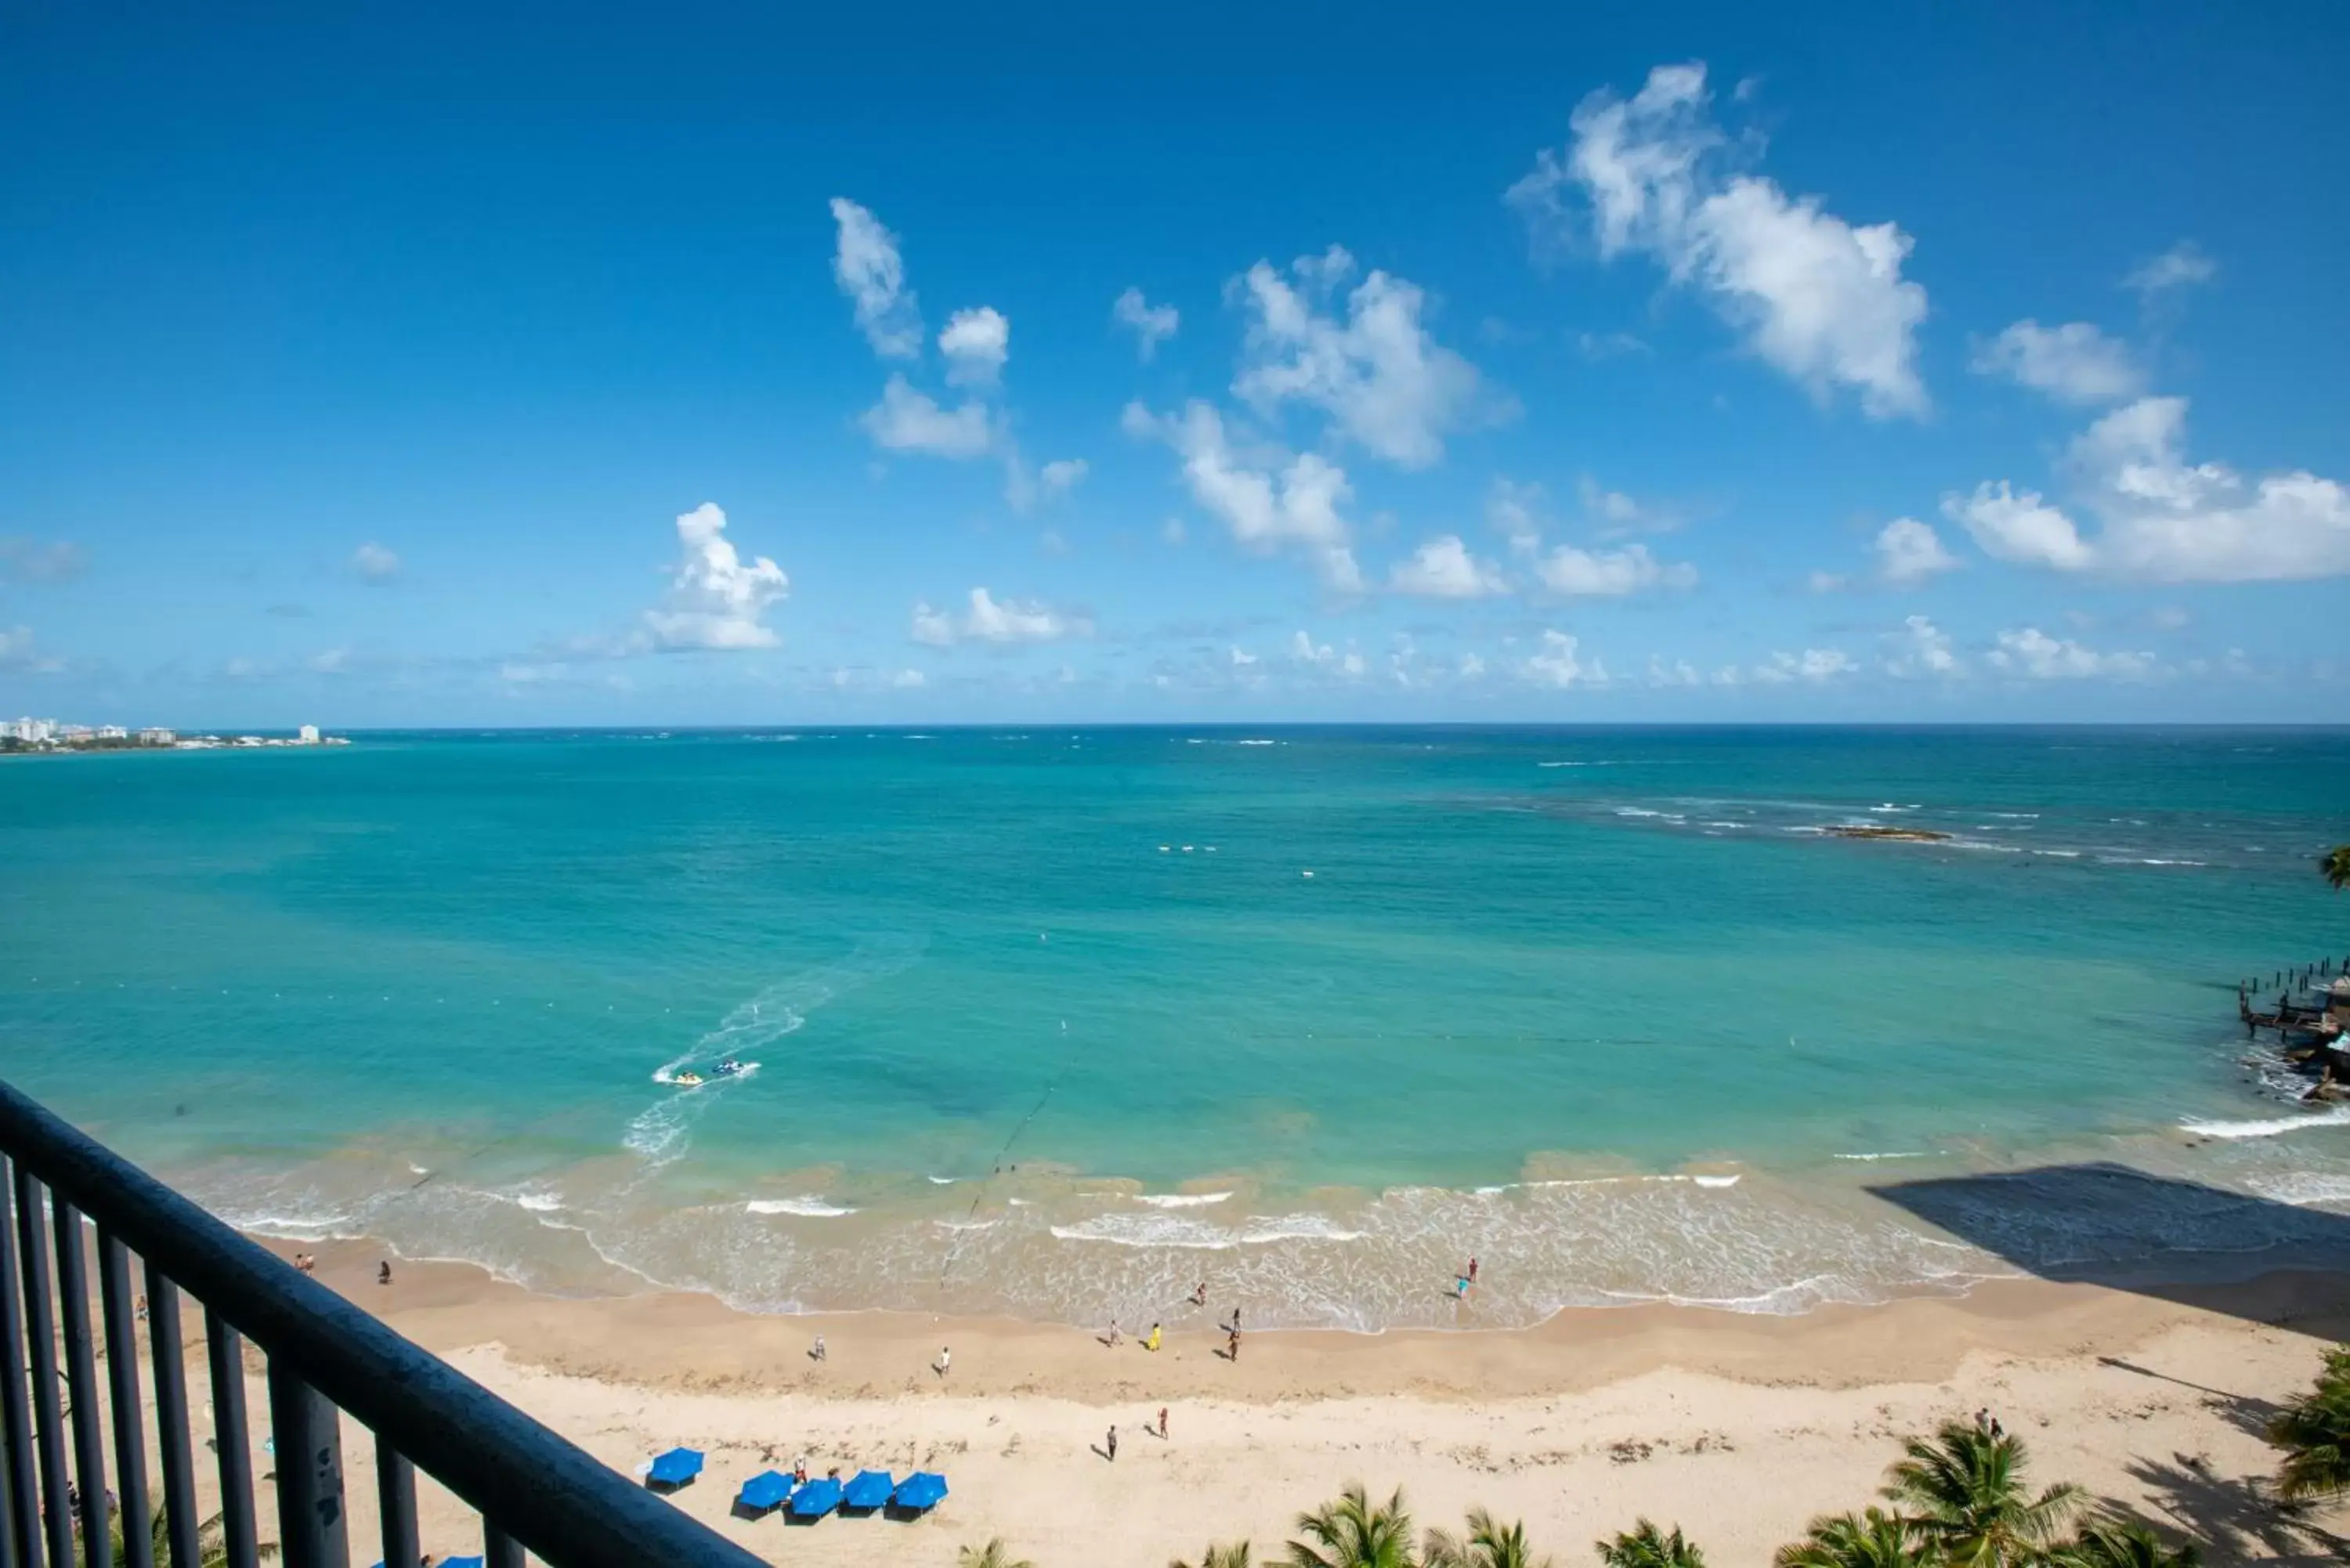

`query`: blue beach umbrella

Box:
[737,1470,794,1512]
[440,1557,486,1568]
[892,1471,948,1512]
[647,1447,703,1487]
[788,1476,843,1518]
[841,1469,894,1511]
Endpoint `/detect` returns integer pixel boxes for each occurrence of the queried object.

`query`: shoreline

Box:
[233,1234,2350,1567]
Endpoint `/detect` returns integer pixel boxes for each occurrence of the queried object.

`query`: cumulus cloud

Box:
[1231,246,1488,468]
[1874,517,1960,586]
[1125,400,1363,591]
[938,306,1010,386]
[1113,287,1180,361]
[2124,242,2217,302]
[1746,648,1855,685]
[352,542,401,583]
[830,197,921,358]
[1508,63,1929,418]
[1524,629,1605,688]
[1987,626,2155,680]
[861,375,995,458]
[1944,396,2350,581]
[1646,656,1702,687]
[1531,540,1697,596]
[1883,614,1960,677]
[0,538,86,583]
[642,503,790,651]
[910,587,1088,647]
[1039,459,1087,499]
[889,668,927,688]
[1969,320,2142,406]
[0,626,63,673]
[1389,534,1508,598]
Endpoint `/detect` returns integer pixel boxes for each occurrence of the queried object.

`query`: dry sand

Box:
[172,1240,2350,1568]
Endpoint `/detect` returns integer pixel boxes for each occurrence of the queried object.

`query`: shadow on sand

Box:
[1869,1162,2350,1335]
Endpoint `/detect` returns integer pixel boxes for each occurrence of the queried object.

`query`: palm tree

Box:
[1773,1509,1936,1568]
[2267,1346,2350,1501]
[1595,1519,1705,1568]
[1174,1547,1256,1568]
[1287,1485,1418,1568]
[2322,846,2350,892]
[2054,1521,2199,1568]
[1427,1508,1550,1568]
[959,1539,1035,1568]
[1882,1419,2086,1567]
[78,1507,269,1568]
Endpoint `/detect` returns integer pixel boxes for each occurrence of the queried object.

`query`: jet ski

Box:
[672,1070,705,1087]
[714,1058,745,1078]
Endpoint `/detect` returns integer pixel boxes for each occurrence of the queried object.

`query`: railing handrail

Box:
[0,1078,771,1568]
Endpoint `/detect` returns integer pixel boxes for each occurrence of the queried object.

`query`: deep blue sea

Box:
[5,726,2348,1329]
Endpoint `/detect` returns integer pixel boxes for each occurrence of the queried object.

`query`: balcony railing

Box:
[0,1078,772,1568]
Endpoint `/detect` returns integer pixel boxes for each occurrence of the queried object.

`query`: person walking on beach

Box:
[1105,1318,1122,1346]
[1191,1281,1207,1306]
[1105,1424,1118,1462]
[1467,1256,1477,1285]
[378,1261,392,1286]
[812,1335,826,1362]
[1227,1326,1240,1363]
[935,1345,951,1377]
[1144,1322,1162,1352]
[1158,1406,1169,1440]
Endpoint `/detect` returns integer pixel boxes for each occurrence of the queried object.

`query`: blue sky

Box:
[2,2,2345,725]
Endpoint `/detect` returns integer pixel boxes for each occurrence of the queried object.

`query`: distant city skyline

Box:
[2,5,2345,725]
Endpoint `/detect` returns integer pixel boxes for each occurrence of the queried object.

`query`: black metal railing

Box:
[0,1078,772,1568]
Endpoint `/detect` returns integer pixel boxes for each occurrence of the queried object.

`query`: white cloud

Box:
[1230,646,1258,667]
[889,668,927,688]
[1987,626,2154,680]
[1751,647,1855,684]
[1039,459,1087,499]
[938,306,1010,386]
[1509,63,1928,418]
[1231,247,1486,468]
[1113,287,1180,361]
[0,626,63,673]
[909,587,1087,646]
[1647,656,1702,687]
[1874,517,1960,586]
[1524,629,1605,688]
[352,542,401,583]
[861,375,994,458]
[1459,652,1487,679]
[1389,534,1508,598]
[642,503,790,651]
[1126,400,1363,591]
[1161,517,1186,545]
[1969,320,2142,406]
[1289,630,1365,678]
[1489,479,1546,555]
[1576,331,1650,361]
[309,647,350,674]
[2124,242,2217,301]
[1806,570,1848,594]
[0,538,86,583]
[1884,614,1960,678]
[1946,396,2350,582]
[830,197,921,359]
[1532,540,1697,596]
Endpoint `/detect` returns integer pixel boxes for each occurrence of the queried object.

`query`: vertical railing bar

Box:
[204,1313,258,1568]
[99,1233,152,1568]
[13,1170,72,1568]
[483,1523,523,1568]
[0,1158,43,1568]
[52,1201,112,1568]
[265,1361,347,1568]
[143,1272,200,1568]
[372,1438,415,1568]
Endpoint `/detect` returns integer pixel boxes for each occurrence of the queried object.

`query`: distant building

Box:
[297,723,320,745]
[95,724,128,740]
[138,728,175,745]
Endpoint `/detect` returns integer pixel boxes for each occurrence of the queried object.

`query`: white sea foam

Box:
[1050,1211,1365,1249]
[926,1176,960,1185]
[1835,1151,1930,1162]
[1690,1174,1742,1189]
[747,1197,856,1217]
[2250,1172,2350,1208]
[515,1192,562,1212]
[935,1217,1000,1232]
[1133,1191,1234,1209]
[2180,1105,2350,1140]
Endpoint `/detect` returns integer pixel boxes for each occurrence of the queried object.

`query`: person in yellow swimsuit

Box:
[1143,1322,1162,1352]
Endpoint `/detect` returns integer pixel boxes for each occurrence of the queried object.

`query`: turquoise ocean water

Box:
[4,726,2348,1329]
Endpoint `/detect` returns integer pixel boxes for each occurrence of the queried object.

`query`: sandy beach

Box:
[186,1240,2350,1568]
